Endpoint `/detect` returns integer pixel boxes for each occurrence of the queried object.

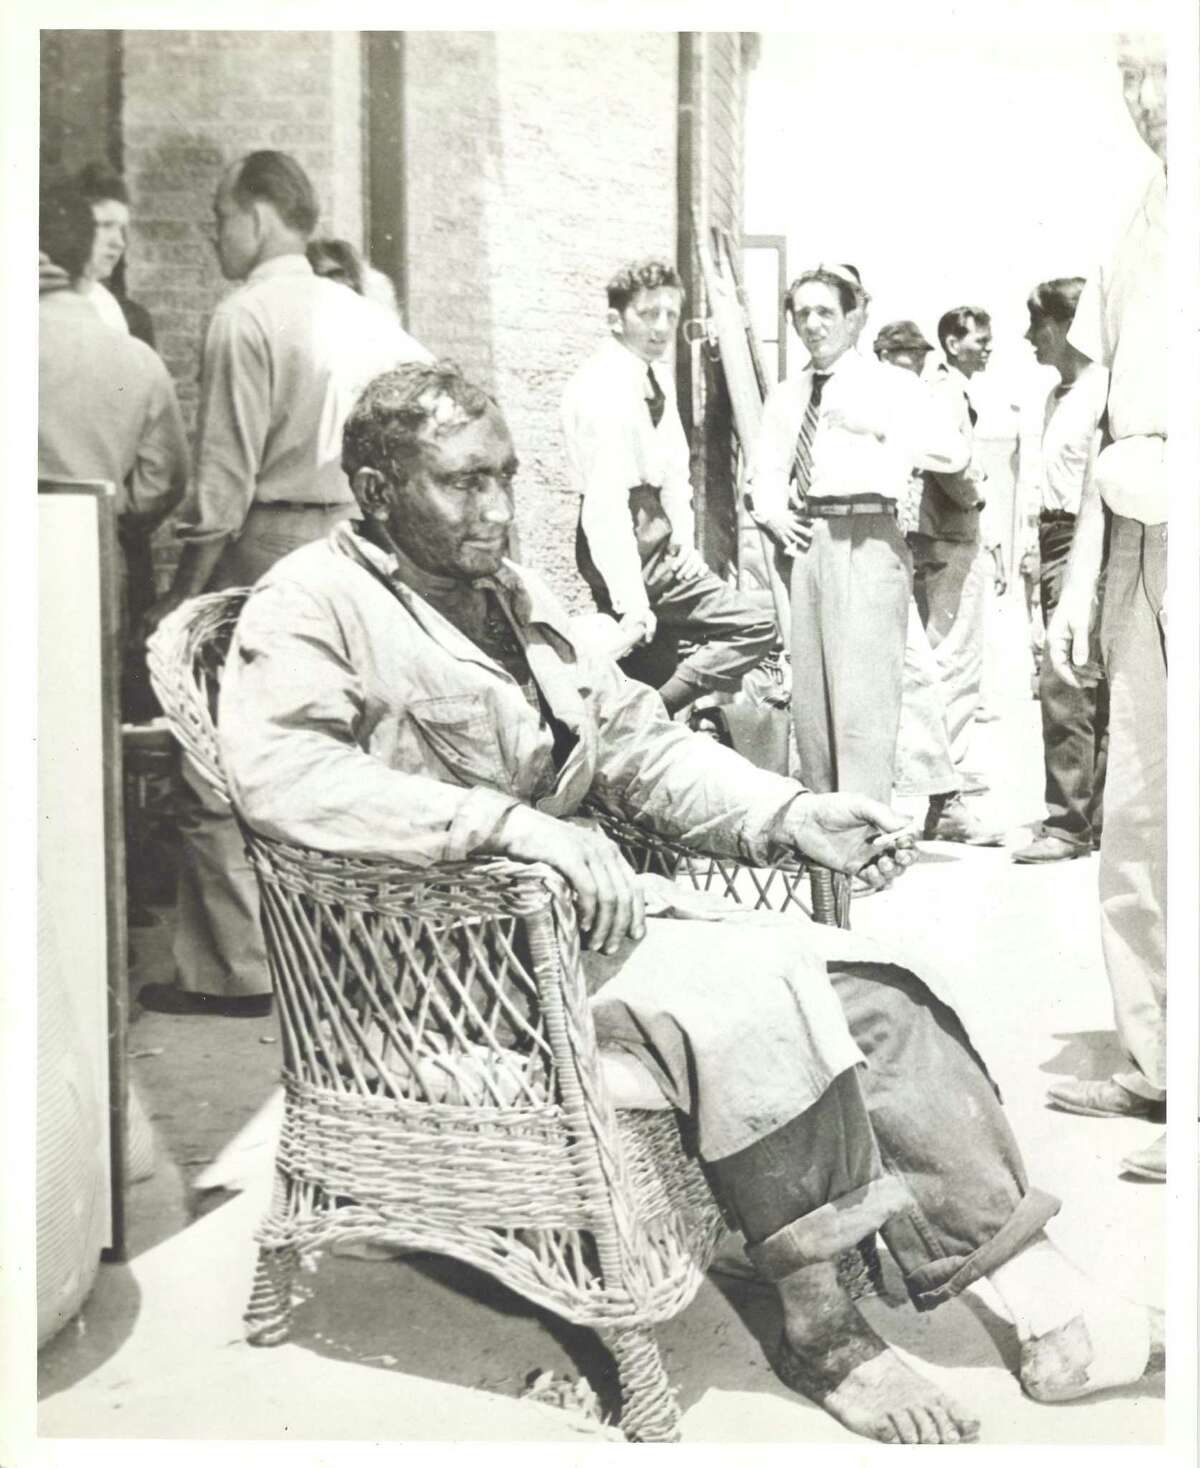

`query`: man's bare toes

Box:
[890,1409,921,1444]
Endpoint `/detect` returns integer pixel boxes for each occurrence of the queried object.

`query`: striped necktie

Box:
[790,371,830,509]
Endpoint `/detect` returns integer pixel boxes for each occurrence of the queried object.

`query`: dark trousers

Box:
[1038,516,1108,848]
[707,963,1059,1312]
[576,496,778,695]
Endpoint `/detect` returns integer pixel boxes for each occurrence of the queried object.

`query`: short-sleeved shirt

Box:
[1039,364,1109,517]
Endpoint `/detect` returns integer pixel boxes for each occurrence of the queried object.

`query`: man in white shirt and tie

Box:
[751,265,969,804]
[562,259,779,717]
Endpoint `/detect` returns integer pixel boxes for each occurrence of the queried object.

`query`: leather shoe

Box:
[1121,1130,1166,1182]
[1045,1077,1165,1122]
[923,793,1003,846]
[1012,832,1090,864]
[138,983,273,1019]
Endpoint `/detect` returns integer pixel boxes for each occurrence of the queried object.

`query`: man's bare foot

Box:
[775,1259,981,1444]
[1020,1304,1165,1403]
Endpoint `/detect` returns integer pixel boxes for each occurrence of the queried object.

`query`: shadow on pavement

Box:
[1038,1031,1124,1081]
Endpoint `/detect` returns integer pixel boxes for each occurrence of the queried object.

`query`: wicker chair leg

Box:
[244,1243,299,1346]
[603,1325,681,1443]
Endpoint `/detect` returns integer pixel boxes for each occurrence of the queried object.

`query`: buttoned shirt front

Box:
[750,349,969,522]
[1068,167,1166,523]
[561,336,695,618]
[1037,364,1109,516]
[38,290,188,522]
[178,255,431,546]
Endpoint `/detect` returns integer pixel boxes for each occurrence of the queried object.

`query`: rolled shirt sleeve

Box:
[216,581,520,865]
[177,303,272,545]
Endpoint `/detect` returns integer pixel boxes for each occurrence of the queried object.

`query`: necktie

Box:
[790,371,830,507]
[645,365,666,429]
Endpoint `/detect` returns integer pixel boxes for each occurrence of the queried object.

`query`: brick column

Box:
[121,30,364,430]
[402,32,677,607]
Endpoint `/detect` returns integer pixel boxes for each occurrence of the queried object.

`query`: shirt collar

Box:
[601,333,667,387]
[332,522,576,645]
[246,254,315,286]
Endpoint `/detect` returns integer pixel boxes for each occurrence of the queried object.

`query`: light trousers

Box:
[911,535,987,772]
[893,599,959,799]
[788,514,911,802]
[1099,515,1167,1101]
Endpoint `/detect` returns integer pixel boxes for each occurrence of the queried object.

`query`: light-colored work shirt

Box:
[561,336,695,619]
[84,281,129,334]
[1069,166,1166,524]
[178,254,430,546]
[1037,364,1109,516]
[750,349,969,521]
[38,290,187,523]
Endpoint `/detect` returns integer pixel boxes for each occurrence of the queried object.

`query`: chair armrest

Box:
[585,804,851,928]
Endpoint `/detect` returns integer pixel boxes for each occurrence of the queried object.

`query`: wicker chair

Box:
[148,588,853,1442]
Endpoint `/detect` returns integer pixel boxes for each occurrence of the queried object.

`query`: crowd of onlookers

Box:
[37,32,1164,1196]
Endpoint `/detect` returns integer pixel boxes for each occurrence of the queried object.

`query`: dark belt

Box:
[254,500,354,513]
[797,496,897,519]
[1039,508,1077,524]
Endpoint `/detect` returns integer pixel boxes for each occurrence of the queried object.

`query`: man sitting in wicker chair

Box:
[215,360,1162,1446]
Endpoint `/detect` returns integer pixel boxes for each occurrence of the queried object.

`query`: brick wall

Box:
[120,30,364,574]
[402,32,678,609]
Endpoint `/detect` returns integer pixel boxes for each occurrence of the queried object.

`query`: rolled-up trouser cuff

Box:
[744,1174,913,1282]
[897,1185,1061,1312]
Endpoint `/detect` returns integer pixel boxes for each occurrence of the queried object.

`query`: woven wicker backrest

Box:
[147,589,582,1110]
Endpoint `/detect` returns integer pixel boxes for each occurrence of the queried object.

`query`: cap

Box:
[874,320,933,354]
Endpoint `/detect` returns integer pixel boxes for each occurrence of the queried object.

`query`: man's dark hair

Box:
[937,306,991,352]
[606,258,684,313]
[40,186,96,281]
[1026,277,1086,327]
[343,360,496,486]
[231,151,319,236]
[76,161,129,206]
[784,263,868,318]
[307,237,366,295]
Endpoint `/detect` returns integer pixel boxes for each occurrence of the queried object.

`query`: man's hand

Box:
[756,509,814,556]
[786,794,917,892]
[1046,588,1103,689]
[615,609,656,652]
[988,545,1008,597]
[39,251,70,294]
[667,542,707,579]
[488,807,646,955]
[823,405,886,443]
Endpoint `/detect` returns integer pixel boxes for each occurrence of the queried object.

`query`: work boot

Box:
[923,793,1003,846]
